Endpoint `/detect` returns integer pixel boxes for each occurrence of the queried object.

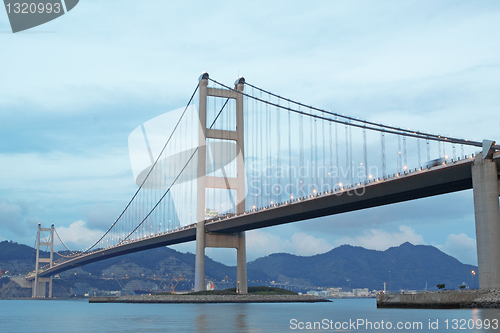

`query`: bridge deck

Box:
[32,158,474,278]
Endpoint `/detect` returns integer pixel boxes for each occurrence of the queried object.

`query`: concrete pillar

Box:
[194,73,209,292]
[32,279,50,297]
[32,224,54,297]
[49,224,54,298]
[472,151,500,289]
[236,231,247,293]
[33,224,41,298]
[194,74,248,293]
[234,77,247,294]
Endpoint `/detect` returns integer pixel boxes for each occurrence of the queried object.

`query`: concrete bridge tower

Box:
[472,140,500,289]
[194,73,247,293]
[32,224,54,298]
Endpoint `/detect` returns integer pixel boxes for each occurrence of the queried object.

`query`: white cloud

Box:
[85,203,122,230]
[0,201,23,233]
[437,233,477,265]
[336,225,426,250]
[0,199,39,238]
[55,220,103,250]
[246,230,292,256]
[289,233,333,256]
[0,151,135,230]
[246,230,333,259]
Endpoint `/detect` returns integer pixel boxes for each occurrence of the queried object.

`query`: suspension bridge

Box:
[27,72,500,297]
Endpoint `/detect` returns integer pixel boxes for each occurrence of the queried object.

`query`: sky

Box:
[0,0,499,267]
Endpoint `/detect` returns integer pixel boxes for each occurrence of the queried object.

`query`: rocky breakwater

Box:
[90,294,330,304]
[377,290,497,309]
[463,289,500,308]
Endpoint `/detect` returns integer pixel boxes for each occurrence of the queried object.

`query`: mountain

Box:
[0,240,477,296]
[248,242,478,291]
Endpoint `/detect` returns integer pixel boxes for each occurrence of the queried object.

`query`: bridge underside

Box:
[207,160,474,234]
[34,159,474,278]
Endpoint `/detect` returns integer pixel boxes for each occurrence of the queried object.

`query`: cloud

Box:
[55,220,103,250]
[0,150,136,231]
[86,203,122,230]
[436,233,477,265]
[0,199,39,237]
[0,201,23,232]
[289,233,333,256]
[246,230,333,259]
[336,225,425,250]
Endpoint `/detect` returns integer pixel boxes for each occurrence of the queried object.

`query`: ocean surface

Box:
[2,298,500,332]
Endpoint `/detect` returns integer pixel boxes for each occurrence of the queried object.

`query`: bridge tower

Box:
[195,73,247,293]
[472,140,500,289]
[32,224,54,298]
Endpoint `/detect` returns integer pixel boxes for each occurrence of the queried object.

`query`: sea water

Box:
[1,298,500,332]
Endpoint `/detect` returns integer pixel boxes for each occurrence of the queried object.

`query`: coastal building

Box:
[353,288,369,296]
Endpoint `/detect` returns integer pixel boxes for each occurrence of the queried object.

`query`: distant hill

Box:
[0,240,477,294]
[248,242,478,291]
[81,246,270,282]
[0,240,36,261]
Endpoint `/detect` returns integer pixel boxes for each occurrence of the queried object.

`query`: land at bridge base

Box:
[89,294,330,304]
[377,290,500,309]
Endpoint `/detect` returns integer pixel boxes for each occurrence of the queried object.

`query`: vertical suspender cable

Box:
[276,100,281,203]
[253,89,257,207]
[381,131,386,178]
[259,91,264,208]
[299,106,304,195]
[427,139,430,162]
[345,125,349,185]
[363,126,367,181]
[397,136,402,174]
[403,136,407,171]
[349,124,353,185]
[417,138,421,169]
[322,113,326,190]
[329,121,333,190]
[307,109,316,195]
[288,102,292,198]
[335,121,339,187]
[267,93,271,204]
[314,111,318,190]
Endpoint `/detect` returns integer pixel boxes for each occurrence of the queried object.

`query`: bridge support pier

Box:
[472,141,500,289]
[236,231,247,293]
[194,73,248,293]
[195,225,247,293]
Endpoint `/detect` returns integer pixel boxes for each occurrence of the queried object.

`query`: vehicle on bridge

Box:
[425,158,445,169]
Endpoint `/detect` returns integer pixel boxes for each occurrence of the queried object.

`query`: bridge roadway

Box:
[33,156,496,279]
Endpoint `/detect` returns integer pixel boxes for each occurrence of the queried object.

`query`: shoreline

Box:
[89,294,331,304]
